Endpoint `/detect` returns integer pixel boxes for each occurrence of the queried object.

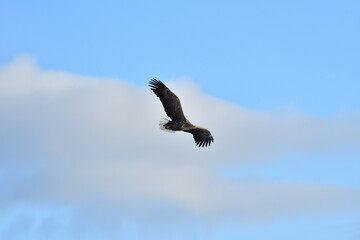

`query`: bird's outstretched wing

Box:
[185,127,214,147]
[149,79,186,121]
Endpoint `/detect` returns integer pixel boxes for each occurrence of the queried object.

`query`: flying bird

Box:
[149,79,214,147]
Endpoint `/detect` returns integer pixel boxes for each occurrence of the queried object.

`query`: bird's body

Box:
[163,118,193,131]
[149,79,214,147]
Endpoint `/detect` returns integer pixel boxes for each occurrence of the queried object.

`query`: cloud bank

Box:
[1,55,360,237]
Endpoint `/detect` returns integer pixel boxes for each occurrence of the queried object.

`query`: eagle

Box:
[149,79,214,147]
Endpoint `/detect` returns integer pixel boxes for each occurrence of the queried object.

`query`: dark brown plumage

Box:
[149,79,214,147]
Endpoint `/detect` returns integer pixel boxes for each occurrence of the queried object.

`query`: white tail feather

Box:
[159,117,175,133]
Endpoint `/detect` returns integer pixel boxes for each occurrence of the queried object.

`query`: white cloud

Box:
[0,55,360,233]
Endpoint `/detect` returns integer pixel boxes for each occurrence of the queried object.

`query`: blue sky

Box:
[2,0,359,114]
[1,1,360,239]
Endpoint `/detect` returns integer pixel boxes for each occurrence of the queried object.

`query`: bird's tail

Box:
[159,117,174,133]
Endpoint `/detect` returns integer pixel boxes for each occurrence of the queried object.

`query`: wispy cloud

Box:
[1,55,359,237]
